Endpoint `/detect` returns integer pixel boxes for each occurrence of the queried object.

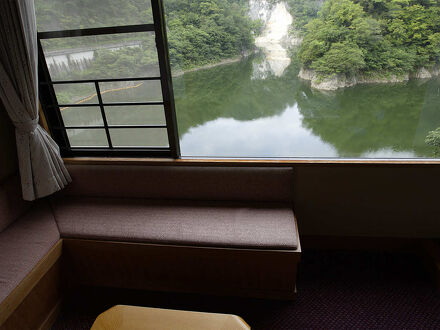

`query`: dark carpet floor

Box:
[52,250,440,329]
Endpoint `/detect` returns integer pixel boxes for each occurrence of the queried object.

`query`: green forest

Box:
[36,0,257,79]
[298,0,440,77]
[164,0,257,69]
[36,0,440,79]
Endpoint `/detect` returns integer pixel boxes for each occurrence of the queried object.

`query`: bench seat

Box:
[0,202,59,304]
[53,197,298,250]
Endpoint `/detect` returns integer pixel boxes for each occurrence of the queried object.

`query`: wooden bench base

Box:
[0,240,62,330]
[63,239,301,300]
[1,233,300,329]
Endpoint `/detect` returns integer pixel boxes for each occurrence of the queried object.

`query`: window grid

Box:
[38,0,180,158]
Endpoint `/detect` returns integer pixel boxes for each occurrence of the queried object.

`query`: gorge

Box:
[296,0,440,90]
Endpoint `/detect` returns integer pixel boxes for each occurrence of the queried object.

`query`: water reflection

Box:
[57,52,440,158]
[175,55,440,158]
[180,105,337,157]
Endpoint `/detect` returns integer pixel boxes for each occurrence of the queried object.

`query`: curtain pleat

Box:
[0,0,71,201]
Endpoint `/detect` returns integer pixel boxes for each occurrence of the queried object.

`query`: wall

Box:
[0,103,18,181]
[293,164,440,238]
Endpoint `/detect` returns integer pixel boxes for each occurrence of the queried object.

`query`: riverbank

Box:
[60,54,251,109]
[299,66,440,91]
[173,55,250,77]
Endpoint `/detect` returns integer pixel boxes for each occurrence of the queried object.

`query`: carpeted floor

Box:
[52,250,440,329]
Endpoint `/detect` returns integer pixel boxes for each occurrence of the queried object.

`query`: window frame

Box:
[38,0,180,158]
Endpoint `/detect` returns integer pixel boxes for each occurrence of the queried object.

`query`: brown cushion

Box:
[63,165,294,203]
[53,197,298,250]
[0,202,60,304]
[0,175,31,233]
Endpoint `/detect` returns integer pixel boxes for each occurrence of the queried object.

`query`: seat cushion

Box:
[53,197,298,250]
[0,202,60,304]
[63,165,294,203]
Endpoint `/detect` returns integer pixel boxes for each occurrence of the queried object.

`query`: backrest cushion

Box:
[0,175,31,232]
[63,165,294,203]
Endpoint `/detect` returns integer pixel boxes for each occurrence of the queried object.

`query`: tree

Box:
[425,127,440,156]
[310,41,366,74]
[298,0,440,77]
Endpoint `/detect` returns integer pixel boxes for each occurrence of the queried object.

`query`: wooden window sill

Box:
[63,157,440,167]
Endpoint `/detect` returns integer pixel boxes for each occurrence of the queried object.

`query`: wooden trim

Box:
[0,240,62,326]
[63,157,440,167]
[38,102,50,134]
[1,259,62,330]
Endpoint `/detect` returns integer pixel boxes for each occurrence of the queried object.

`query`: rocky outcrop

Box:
[411,66,440,79]
[250,0,299,79]
[299,66,439,91]
[249,0,274,25]
[413,67,433,79]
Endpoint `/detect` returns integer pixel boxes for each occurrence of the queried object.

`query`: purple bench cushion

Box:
[0,202,60,304]
[0,175,31,233]
[63,165,294,203]
[53,197,298,250]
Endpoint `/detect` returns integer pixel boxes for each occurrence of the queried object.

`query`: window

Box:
[37,0,179,158]
[164,0,440,159]
[37,0,440,160]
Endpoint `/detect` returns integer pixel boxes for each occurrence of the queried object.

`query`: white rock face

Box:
[251,1,296,79]
[298,68,411,91]
[414,67,432,79]
[255,2,293,46]
[249,0,273,25]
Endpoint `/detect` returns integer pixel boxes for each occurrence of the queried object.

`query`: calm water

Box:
[61,53,440,158]
[173,54,440,158]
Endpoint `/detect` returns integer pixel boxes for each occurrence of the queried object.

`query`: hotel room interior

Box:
[0,0,439,329]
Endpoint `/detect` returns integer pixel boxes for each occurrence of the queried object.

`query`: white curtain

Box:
[0,0,71,201]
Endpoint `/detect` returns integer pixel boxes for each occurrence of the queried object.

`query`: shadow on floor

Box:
[52,250,440,329]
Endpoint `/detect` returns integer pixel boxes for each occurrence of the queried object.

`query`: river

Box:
[172,54,440,158]
[61,54,440,158]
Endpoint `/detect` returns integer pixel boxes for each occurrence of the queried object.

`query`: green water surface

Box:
[60,53,440,158]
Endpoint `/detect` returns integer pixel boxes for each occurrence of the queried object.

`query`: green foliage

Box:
[164,0,256,69]
[35,0,153,31]
[36,0,256,78]
[298,0,440,77]
[310,41,366,74]
[425,127,440,155]
[286,0,323,32]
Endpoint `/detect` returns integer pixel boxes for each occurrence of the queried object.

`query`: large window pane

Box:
[100,80,163,103]
[105,105,166,126]
[61,106,104,127]
[164,0,440,159]
[35,0,153,32]
[41,32,159,81]
[110,128,169,147]
[67,129,108,147]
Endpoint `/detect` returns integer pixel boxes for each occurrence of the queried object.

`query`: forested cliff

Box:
[298,0,440,88]
[36,0,439,85]
[36,0,257,74]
